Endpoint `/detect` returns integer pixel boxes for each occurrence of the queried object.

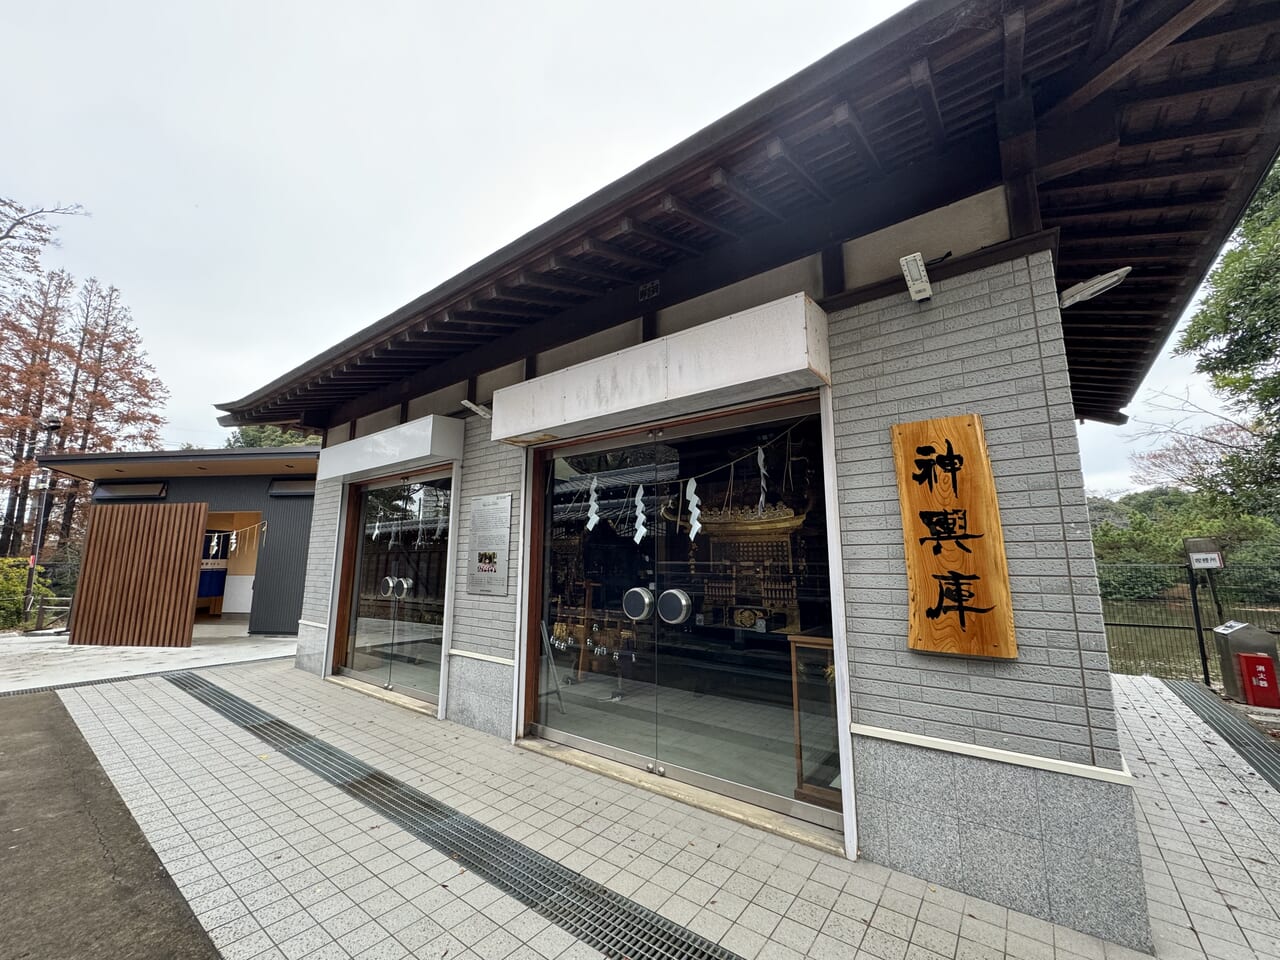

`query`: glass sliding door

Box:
[535,408,842,825]
[345,472,452,700]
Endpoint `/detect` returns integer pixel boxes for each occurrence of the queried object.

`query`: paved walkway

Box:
[51,663,1280,960]
[1114,676,1280,960]
[0,626,296,693]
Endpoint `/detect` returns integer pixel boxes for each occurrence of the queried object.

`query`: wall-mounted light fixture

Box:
[899,252,933,301]
[1059,266,1131,308]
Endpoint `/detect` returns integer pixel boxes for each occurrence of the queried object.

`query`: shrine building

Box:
[215,0,1280,948]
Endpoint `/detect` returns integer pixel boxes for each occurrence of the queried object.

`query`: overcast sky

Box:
[6,1,1226,494]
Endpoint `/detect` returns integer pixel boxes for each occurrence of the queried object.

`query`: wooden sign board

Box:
[890,414,1017,659]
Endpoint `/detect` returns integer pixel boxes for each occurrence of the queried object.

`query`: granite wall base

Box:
[853,735,1151,951]
[445,655,514,740]
[295,622,328,676]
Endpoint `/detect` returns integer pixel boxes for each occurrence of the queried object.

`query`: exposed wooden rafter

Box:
[1043,195,1227,222]
[1040,153,1240,194]
[515,269,601,298]
[831,102,884,177]
[765,139,830,201]
[217,0,1280,429]
[458,298,548,320]
[618,217,705,257]
[1003,8,1026,97]
[910,59,947,145]
[1087,0,1123,60]
[1041,0,1231,119]
[548,253,632,285]
[576,237,665,272]
[1117,61,1280,110]
[327,131,1001,425]
[659,195,741,239]
[708,168,785,221]
[487,283,576,310]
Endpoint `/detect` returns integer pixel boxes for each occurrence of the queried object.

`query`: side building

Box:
[42,447,318,645]
[216,0,1280,949]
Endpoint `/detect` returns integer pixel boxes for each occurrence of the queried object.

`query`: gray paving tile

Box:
[61,661,1280,960]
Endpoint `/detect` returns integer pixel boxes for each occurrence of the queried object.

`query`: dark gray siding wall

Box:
[102,475,315,635]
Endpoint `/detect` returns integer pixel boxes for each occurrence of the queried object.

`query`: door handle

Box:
[379,576,396,598]
[622,587,654,621]
[657,589,692,625]
[394,577,412,600]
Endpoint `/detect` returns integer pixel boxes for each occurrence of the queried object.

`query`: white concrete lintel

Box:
[317,415,464,483]
[491,293,830,445]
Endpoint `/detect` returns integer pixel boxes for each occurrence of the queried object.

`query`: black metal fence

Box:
[1101,563,1280,682]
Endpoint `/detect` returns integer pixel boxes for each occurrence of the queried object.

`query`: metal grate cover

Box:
[167,672,743,960]
[1165,679,1280,791]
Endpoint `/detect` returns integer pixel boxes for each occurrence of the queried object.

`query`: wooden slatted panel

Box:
[70,502,207,647]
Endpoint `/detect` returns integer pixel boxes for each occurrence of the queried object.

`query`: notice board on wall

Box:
[889,414,1017,659]
[466,493,512,596]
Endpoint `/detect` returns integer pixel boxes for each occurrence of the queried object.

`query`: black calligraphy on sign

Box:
[911,438,964,494]
[918,508,983,555]
[892,414,1016,657]
[925,570,993,630]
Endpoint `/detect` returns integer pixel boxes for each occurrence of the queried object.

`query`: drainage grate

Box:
[167,672,743,960]
[1165,679,1280,791]
[0,655,295,699]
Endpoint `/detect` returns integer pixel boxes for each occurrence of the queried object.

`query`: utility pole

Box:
[23,416,63,620]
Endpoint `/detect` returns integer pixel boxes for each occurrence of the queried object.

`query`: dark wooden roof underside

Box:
[219,0,1280,429]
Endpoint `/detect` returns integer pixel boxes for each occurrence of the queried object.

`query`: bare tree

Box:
[0,200,83,301]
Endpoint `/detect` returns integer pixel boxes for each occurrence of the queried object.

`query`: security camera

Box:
[900,252,932,301]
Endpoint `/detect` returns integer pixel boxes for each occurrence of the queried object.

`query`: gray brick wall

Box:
[829,250,1122,769]
[300,478,343,626]
[449,417,526,661]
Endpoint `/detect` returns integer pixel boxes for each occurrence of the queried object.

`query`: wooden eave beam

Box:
[1039,153,1241,194]
[1044,195,1228,222]
[1004,8,1027,97]
[1062,252,1197,264]
[1119,114,1262,152]
[414,319,492,342]
[1119,60,1280,110]
[910,59,947,145]
[1061,333,1159,343]
[1040,0,1231,119]
[1054,269,1188,281]
[1059,224,1210,244]
[459,298,550,320]
[708,168,785,221]
[488,283,577,310]
[1168,4,1280,55]
[1061,307,1169,316]
[618,216,706,257]
[659,195,741,240]
[576,237,666,272]
[548,253,633,285]
[326,129,1002,426]
[997,92,1041,237]
[831,103,884,177]
[765,138,830,201]
[515,269,601,298]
